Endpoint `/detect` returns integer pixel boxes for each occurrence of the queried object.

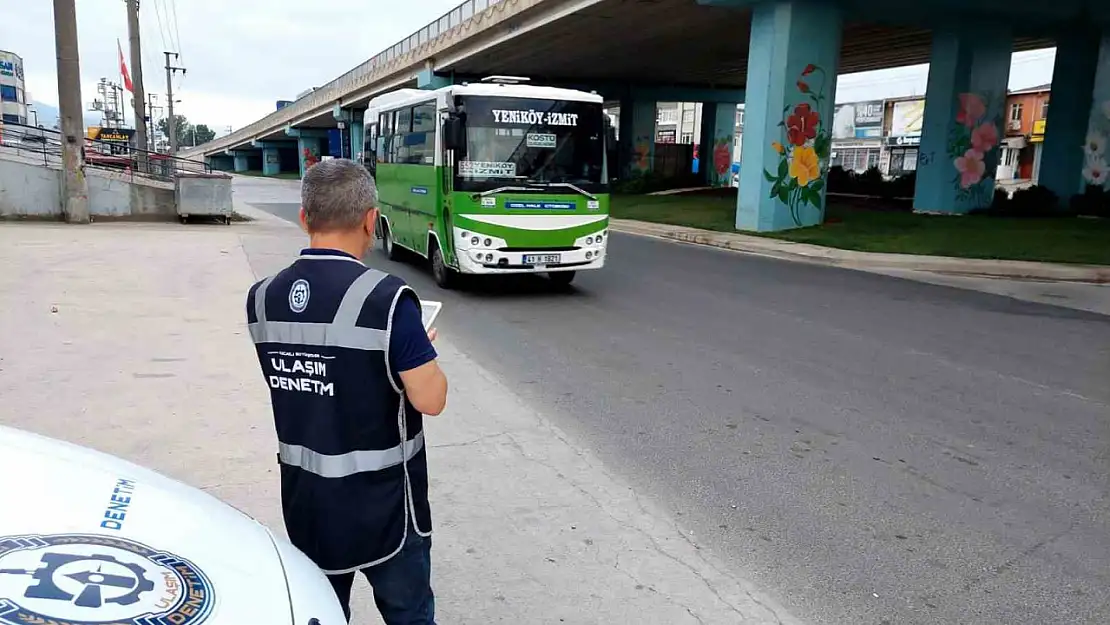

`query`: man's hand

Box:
[427,328,438,343]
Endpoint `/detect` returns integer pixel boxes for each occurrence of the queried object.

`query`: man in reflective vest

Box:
[246,158,448,624]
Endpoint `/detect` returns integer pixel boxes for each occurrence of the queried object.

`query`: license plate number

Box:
[524,254,561,265]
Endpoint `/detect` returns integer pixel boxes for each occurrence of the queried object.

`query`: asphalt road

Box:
[249,195,1110,625]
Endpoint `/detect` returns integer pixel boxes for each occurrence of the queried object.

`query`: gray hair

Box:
[300,158,378,232]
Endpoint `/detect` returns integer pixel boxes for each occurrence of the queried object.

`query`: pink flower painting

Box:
[957,93,987,128]
[970,123,999,153]
[948,91,998,202]
[954,149,985,189]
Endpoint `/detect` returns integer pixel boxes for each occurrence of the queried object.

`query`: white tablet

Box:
[420,300,443,330]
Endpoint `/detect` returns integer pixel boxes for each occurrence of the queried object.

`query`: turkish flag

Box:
[118,40,133,92]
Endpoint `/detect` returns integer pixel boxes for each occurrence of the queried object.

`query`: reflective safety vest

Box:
[246,250,430,574]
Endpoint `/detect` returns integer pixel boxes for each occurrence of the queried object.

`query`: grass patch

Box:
[610,190,1110,265]
[235,170,301,180]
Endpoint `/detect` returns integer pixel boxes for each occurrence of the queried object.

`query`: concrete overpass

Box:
[184,0,1110,231]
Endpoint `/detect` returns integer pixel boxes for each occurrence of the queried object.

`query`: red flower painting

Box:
[786,103,820,146]
[763,63,832,227]
[714,139,731,176]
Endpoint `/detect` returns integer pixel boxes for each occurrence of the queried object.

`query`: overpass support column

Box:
[252,140,295,176]
[418,69,451,90]
[619,98,656,177]
[228,150,252,173]
[334,105,367,162]
[1039,31,1110,199]
[736,1,842,231]
[262,148,281,176]
[206,155,234,172]
[699,102,740,186]
[285,128,330,178]
[912,25,1012,214]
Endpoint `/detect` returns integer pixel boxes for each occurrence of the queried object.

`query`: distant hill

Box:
[30,100,110,130]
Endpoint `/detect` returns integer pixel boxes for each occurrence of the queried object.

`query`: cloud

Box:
[2,0,463,133]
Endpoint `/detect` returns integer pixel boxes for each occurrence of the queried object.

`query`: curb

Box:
[610,219,1110,284]
[231,201,298,228]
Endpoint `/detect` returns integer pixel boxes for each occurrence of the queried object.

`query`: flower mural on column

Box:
[947,92,1000,203]
[1080,102,1110,189]
[762,63,832,227]
[713,136,732,185]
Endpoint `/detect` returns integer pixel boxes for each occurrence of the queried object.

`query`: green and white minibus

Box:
[362,76,611,288]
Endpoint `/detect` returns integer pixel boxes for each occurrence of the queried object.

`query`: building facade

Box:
[829,99,884,172]
[655,102,700,144]
[998,84,1050,182]
[0,50,27,125]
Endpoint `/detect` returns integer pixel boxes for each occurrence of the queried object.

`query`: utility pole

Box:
[53,0,89,223]
[126,0,148,163]
[164,51,185,153]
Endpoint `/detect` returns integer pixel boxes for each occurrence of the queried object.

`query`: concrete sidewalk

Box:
[611,218,1110,284]
[0,219,797,624]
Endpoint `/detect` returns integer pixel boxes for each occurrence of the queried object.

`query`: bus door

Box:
[440,111,458,264]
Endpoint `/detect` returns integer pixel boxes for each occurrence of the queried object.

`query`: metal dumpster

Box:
[175,172,234,224]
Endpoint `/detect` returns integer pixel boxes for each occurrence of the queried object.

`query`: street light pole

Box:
[52,0,90,223]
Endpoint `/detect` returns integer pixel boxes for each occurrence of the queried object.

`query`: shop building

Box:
[829,99,884,172]
[879,97,925,177]
[998,84,1050,182]
[0,50,27,125]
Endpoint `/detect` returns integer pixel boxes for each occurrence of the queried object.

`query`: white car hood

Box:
[0,425,300,625]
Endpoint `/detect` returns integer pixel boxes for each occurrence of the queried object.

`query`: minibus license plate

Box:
[524,254,561,265]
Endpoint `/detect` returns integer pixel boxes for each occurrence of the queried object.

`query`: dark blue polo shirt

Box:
[300,248,437,374]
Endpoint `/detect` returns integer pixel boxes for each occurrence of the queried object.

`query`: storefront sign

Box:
[492,109,578,126]
[90,128,135,144]
[885,134,920,147]
[1031,119,1046,143]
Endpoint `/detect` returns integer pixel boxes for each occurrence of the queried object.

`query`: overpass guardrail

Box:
[0,121,212,181]
[182,0,512,158]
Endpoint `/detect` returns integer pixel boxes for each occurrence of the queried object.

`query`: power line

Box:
[151,0,170,52]
[168,0,184,62]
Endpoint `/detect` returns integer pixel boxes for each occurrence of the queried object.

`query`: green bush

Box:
[1070,185,1110,218]
[974,185,1064,218]
[826,166,915,199]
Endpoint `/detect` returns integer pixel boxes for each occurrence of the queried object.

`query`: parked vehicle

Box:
[0,425,346,625]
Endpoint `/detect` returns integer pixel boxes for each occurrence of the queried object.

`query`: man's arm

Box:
[389,295,448,416]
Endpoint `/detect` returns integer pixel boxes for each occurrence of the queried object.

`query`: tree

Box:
[192,124,216,145]
[156,114,192,147]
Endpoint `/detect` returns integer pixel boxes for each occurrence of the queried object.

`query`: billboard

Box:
[890,99,925,137]
[0,51,23,81]
[831,100,884,140]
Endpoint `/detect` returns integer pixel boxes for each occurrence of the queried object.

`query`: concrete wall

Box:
[0,154,61,217]
[0,155,176,219]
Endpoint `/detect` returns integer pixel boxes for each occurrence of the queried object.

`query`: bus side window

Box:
[395,108,413,163]
[411,103,436,166]
[378,112,392,164]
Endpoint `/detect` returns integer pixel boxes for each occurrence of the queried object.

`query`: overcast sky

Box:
[1,0,1055,133]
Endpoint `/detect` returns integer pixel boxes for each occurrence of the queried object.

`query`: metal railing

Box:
[0,121,211,180]
[182,0,508,157]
